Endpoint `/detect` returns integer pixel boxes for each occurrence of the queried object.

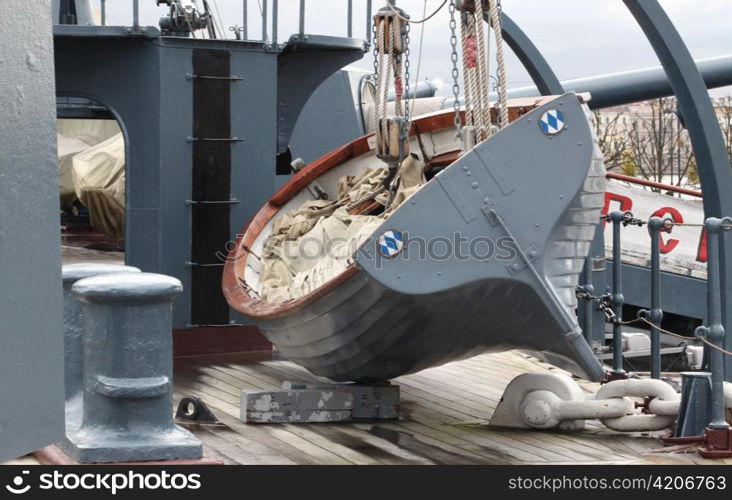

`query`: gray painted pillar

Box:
[61,264,141,429]
[64,273,201,463]
[609,211,627,377]
[0,0,65,462]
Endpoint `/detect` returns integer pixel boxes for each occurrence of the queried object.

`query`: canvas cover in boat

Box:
[71,133,125,239]
[56,119,124,238]
[260,155,426,303]
[363,96,447,134]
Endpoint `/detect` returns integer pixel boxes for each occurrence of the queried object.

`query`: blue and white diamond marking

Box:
[377,230,403,258]
[539,109,565,135]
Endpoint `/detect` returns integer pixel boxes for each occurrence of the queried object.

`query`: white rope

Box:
[384,24,393,122]
[489,0,509,128]
[460,17,475,129]
[392,24,403,117]
[474,1,491,141]
[375,20,386,149]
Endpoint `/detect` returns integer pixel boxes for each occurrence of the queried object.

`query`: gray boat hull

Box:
[225,94,607,383]
[257,272,601,382]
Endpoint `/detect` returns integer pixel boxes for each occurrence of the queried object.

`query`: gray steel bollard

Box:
[61,264,141,429]
[672,372,713,439]
[63,273,202,463]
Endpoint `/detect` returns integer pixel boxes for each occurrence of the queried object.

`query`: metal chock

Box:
[176,395,221,424]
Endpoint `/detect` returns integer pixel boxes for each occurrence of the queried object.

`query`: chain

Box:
[404,21,411,120]
[448,0,462,136]
[575,286,610,303]
[600,212,646,227]
[372,22,378,78]
[636,317,732,357]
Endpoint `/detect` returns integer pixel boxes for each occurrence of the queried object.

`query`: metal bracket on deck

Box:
[176,395,221,425]
[241,382,400,424]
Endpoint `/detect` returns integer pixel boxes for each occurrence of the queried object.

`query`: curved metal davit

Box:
[225,94,607,383]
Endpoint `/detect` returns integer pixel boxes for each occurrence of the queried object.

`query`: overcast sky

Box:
[103,0,732,96]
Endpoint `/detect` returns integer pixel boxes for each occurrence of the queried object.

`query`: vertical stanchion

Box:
[347,0,353,38]
[101,0,106,26]
[133,0,139,32]
[641,216,666,379]
[299,0,305,35]
[609,211,628,379]
[697,217,732,458]
[262,0,268,42]
[366,0,373,45]
[578,264,592,343]
[243,0,248,39]
[272,0,278,45]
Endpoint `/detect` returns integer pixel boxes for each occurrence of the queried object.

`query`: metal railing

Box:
[242,0,373,44]
[606,172,702,198]
[96,1,372,42]
[578,209,732,437]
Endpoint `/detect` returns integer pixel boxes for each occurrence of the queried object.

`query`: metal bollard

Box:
[668,372,712,441]
[63,273,202,463]
[639,216,667,379]
[697,217,732,458]
[608,211,627,378]
[61,264,141,429]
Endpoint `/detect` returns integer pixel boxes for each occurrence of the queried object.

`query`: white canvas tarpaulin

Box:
[260,156,425,302]
[58,134,93,210]
[56,119,124,238]
[71,133,126,239]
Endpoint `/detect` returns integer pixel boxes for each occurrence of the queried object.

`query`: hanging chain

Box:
[448,0,462,137]
[372,22,379,78]
[404,21,411,121]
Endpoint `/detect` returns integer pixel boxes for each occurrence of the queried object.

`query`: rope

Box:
[409,0,428,119]
[374,21,387,149]
[381,22,394,121]
[391,23,402,117]
[474,1,491,141]
[387,0,448,24]
[488,0,509,128]
[460,15,475,129]
[637,317,732,357]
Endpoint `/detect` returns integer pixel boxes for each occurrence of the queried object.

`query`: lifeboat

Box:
[223,93,607,382]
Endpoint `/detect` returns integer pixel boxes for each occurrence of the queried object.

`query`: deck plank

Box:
[169,350,698,465]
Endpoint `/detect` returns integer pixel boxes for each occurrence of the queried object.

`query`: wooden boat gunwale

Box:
[223,98,559,320]
[222,111,470,320]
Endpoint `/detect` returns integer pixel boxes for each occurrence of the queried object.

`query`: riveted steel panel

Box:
[0,0,65,461]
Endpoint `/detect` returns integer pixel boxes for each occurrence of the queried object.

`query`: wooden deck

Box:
[170,350,729,466]
[6,245,723,466]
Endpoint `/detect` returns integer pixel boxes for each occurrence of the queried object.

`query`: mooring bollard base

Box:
[34,445,223,466]
[699,427,732,458]
[61,425,203,464]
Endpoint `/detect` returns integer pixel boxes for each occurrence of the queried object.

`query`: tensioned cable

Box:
[387,0,448,24]
[408,0,428,120]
